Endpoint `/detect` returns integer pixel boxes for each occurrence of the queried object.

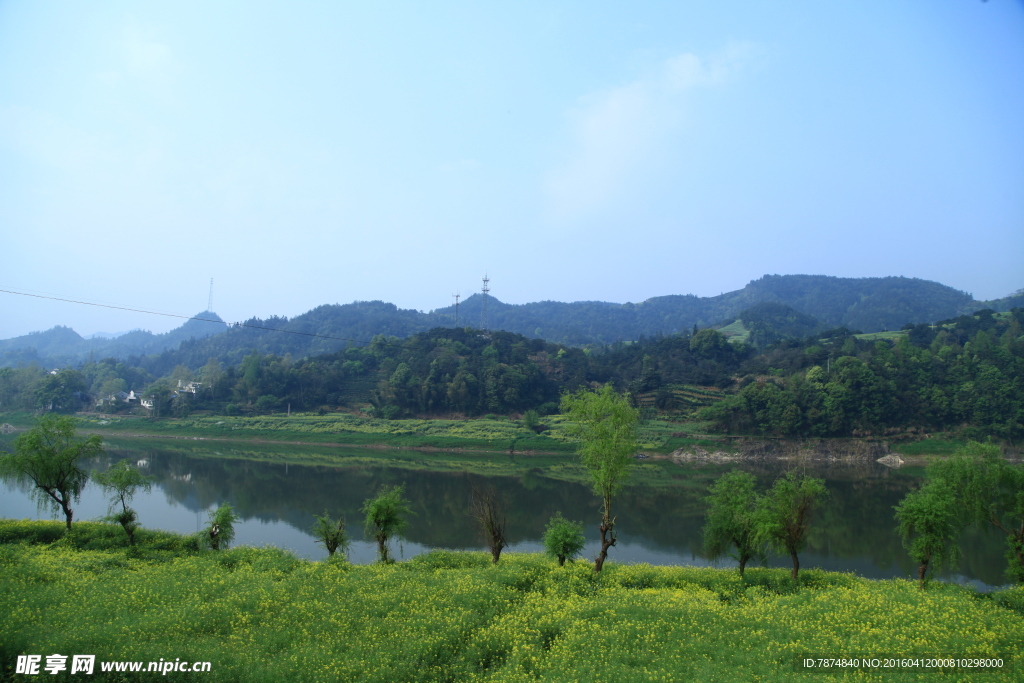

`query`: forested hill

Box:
[457,275,997,345]
[0,313,225,368]
[2,275,1020,370]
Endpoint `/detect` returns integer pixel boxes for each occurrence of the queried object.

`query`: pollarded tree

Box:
[757,470,828,581]
[561,384,638,572]
[703,470,764,577]
[362,485,413,564]
[2,415,102,530]
[543,513,586,567]
[94,460,152,546]
[470,486,507,564]
[894,478,963,590]
[204,503,240,551]
[310,510,350,558]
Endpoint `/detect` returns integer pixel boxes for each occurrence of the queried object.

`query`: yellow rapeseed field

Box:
[1,535,1021,682]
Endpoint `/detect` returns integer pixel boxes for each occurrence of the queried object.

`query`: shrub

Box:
[543,513,586,567]
[203,503,240,551]
[310,511,350,558]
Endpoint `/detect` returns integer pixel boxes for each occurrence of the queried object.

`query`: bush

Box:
[990,586,1024,615]
[542,513,586,567]
[310,511,350,558]
[203,503,240,551]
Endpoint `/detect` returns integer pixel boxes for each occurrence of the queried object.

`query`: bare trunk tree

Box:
[471,487,507,564]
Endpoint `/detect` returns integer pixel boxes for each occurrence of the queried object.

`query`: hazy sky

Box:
[2,1,1022,339]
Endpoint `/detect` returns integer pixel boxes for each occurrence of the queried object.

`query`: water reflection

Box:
[0,440,1009,587]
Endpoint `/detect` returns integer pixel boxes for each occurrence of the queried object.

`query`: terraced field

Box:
[634,384,727,412]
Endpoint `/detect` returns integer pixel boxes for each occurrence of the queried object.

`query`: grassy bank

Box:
[4,411,726,455]
[73,412,577,453]
[3,410,972,459]
[2,520,1022,682]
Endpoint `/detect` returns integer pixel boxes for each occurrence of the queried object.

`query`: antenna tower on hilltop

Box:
[207,278,214,313]
[453,291,460,327]
[480,274,490,331]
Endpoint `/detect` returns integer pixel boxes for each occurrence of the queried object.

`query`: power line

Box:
[0,288,415,348]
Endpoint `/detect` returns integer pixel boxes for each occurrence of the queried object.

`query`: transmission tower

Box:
[452,291,460,327]
[207,278,214,312]
[480,274,490,331]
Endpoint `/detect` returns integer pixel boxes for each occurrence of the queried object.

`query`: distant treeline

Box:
[1,308,1021,440]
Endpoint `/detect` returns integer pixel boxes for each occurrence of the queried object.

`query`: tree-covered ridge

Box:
[3,275,1019,370]
[2,308,1021,441]
[699,309,1024,439]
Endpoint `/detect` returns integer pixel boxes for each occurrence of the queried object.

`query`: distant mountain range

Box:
[2,274,1021,371]
[0,314,226,369]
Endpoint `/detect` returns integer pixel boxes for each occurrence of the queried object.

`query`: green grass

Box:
[717,319,750,345]
[1,521,1021,683]
[855,330,907,341]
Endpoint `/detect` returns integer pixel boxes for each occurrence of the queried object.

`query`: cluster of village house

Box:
[96,380,202,410]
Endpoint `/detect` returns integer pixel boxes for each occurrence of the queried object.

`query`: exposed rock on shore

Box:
[669,439,892,463]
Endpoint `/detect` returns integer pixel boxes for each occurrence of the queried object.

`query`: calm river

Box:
[0,439,1009,588]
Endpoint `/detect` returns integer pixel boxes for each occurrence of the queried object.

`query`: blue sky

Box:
[1,0,1022,339]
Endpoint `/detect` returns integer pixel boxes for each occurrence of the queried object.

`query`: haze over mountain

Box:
[0,314,226,369]
[2,275,1021,372]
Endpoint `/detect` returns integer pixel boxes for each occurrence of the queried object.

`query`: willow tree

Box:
[2,415,102,530]
[204,503,240,551]
[927,442,1024,584]
[561,384,638,572]
[95,460,152,546]
[310,510,350,559]
[362,485,413,564]
[703,470,763,577]
[757,470,828,581]
[895,478,963,589]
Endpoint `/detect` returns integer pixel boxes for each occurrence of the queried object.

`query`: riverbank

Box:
[1,520,1021,683]
[0,410,976,460]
